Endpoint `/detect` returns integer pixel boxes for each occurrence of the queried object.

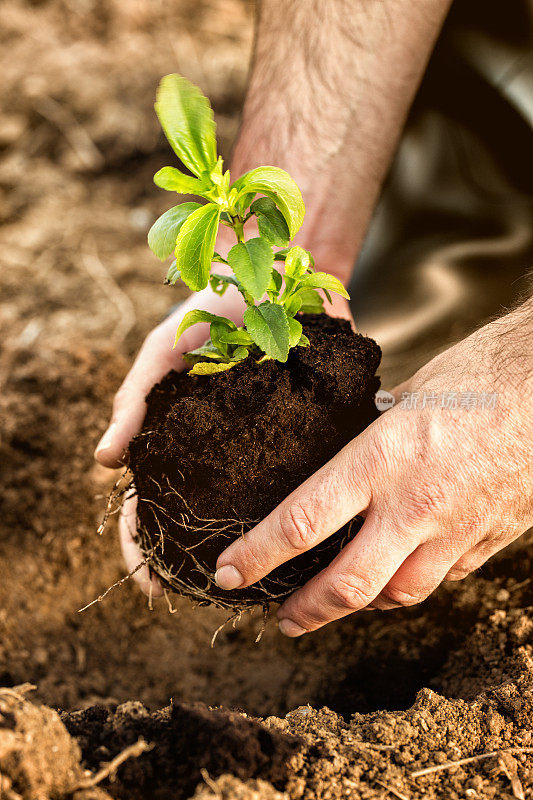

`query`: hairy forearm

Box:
[230,0,452,282]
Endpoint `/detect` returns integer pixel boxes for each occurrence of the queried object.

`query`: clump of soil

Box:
[0,685,109,800]
[129,314,381,609]
[62,701,301,800]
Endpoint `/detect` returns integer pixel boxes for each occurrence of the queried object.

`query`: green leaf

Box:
[153,168,209,196]
[250,197,290,247]
[148,202,201,261]
[273,248,290,262]
[209,272,238,296]
[219,328,254,346]
[227,238,274,300]
[287,315,302,347]
[175,203,221,291]
[284,292,302,317]
[230,346,250,362]
[231,166,305,239]
[210,319,233,357]
[155,74,217,178]
[298,333,310,348]
[295,287,325,314]
[298,272,350,299]
[285,246,311,278]
[183,341,227,363]
[190,361,236,376]
[244,302,290,362]
[174,309,235,348]
[165,260,181,285]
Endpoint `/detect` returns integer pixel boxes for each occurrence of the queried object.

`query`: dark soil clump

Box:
[62,701,301,800]
[129,314,381,608]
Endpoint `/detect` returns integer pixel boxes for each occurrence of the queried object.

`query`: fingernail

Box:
[278,619,307,638]
[214,565,244,591]
[94,422,117,459]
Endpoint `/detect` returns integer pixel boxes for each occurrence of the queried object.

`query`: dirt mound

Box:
[1,593,532,800]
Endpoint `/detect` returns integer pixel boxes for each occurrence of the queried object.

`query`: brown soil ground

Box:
[1,1,532,798]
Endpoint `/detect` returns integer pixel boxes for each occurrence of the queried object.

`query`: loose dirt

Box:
[1,0,532,798]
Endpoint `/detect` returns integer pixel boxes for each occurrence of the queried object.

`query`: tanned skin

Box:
[95,0,533,633]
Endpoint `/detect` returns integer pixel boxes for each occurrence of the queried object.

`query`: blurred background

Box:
[0,0,531,718]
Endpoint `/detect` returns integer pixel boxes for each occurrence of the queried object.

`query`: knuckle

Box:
[278,502,318,552]
[445,567,471,582]
[380,583,423,606]
[401,483,447,526]
[328,573,375,611]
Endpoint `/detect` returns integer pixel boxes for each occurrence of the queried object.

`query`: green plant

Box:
[148,74,349,375]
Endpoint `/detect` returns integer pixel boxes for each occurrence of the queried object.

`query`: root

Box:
[73,738,152,789]
[410,747,533,778]
[163,589,178,614]
[97,469,133,536]
[77,552,155,613]
[210,611,244,648]
[255,604,269,644]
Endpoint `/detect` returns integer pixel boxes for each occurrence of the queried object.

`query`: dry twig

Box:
[375,780,410,800]
[411,747,533,778]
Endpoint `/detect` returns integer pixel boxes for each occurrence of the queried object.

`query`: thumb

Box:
[95,319,182,468]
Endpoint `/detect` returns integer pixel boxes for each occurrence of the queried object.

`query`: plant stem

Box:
[232,218,245,243]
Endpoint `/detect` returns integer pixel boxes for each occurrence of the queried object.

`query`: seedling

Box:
[148,74,349,375]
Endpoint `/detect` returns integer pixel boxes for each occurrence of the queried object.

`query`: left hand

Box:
[214,302,533,636]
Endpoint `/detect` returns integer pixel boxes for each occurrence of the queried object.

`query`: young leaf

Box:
[227,238,274,300]
[284,292,302,317]
[287,315,303,348]
[174,309,236,348]
[250,197,290,247]
[165,262,181,285]
[153,168,209,196]
[148,202,201,261]
[190,361,235,376]
[298,272,350,299]
[219,328,254,346]
[267,268,283,301]
[183,341,227,363]
[210,319,233,357]
[155,74,217,178]
[175,203,221,291]
[244,302,290,362]
[230,345,250,362]
[285,246,311,278]
[295,287,325,314]
[231,166,305,239]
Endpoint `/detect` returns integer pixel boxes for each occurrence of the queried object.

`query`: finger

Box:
[275,513,420,635]
[214,430,377,591]
[119,494,164,597]
[95,314,186,468]
[444,536,509,581]
[369,539,464,609]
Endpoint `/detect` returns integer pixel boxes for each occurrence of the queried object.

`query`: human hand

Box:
[214,300,533,635]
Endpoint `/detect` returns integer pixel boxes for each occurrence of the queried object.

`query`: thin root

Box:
[78,554,154,613]
[73,738,152,789]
